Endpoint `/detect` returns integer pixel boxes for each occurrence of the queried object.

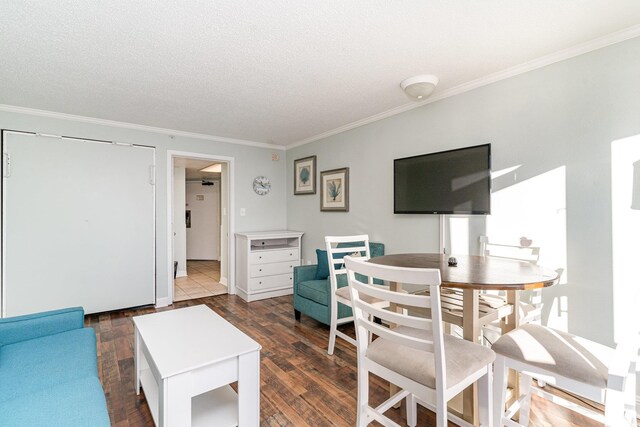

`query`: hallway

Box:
[173,260,226,301]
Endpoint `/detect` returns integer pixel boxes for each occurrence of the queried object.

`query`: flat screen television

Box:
[394,143,491,214]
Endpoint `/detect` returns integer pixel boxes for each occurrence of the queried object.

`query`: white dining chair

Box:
[479,235,543,327]
[493,323,639,427]
[344,256,495,427]
[325,235,389,355]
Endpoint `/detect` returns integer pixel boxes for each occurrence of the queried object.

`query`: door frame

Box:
[166,150,235,305]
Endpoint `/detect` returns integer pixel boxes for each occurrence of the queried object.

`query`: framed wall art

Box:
[320,167,349,212]
[294,155,316,195]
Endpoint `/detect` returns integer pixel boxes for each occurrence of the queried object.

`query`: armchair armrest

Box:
[0,307,85,347]
[294,264,318,291]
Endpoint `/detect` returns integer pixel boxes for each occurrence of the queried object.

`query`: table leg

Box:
[238,350,261,426]
[135,329,140,395]
[159,375,191,427]
[462,289,480,425]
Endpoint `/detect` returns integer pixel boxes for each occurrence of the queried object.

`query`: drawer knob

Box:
[259,281,262,284]
[259,256,262,259]
[259,269,262,271]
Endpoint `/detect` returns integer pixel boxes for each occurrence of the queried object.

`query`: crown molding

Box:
[286,25,640,150]
[0,104,286,150]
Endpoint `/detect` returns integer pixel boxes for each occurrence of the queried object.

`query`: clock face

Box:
[253,176,271,195]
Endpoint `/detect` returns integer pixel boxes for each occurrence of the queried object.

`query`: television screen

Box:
[394,144,491,214]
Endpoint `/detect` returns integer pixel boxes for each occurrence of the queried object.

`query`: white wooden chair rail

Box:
[345,256,495,427]
[409,289,514,330]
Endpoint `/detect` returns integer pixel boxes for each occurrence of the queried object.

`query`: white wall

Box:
[186,180,220,260]
[0,110,287,302]
[173,166,187,277]
[287,36,640,351]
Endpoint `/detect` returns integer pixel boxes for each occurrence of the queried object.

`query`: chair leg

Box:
[328,299,338,355]
[294,309,301,321]
[406,394,417,427]
[623,365,637,425]
[518,374,533,426]
[493,356,508,427]
[604,387,627,427]
[436,390,447,427]
[477,366,493,427]
[357,369,369,427]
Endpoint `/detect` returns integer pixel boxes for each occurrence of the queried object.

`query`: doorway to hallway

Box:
[168,150,235,304]
[174,260,226,301]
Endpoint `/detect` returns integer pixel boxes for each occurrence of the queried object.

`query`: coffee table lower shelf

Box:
[139,368,239,427]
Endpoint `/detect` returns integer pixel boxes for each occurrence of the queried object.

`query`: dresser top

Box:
[235,230,304,239]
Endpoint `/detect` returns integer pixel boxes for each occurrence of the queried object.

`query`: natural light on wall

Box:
[487,165,568,330]
[611,135,640,344]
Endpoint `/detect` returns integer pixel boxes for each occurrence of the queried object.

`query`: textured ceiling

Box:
[1,1,639,146]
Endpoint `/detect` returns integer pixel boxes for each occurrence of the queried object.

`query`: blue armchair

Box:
[293,242,385,325]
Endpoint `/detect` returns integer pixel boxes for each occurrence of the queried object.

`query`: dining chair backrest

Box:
[325,235,372,293]
[479,236,544,326]
[344,256,446,380]
[324,235,379,355]
[479,235,540,265]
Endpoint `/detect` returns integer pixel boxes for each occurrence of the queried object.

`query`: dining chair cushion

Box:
[492,324,612,388]
[335,286,389,305]
[366,326,495,389]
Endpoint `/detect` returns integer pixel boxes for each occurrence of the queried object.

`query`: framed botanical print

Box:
[320,167,349,212]
[294,155,316,195]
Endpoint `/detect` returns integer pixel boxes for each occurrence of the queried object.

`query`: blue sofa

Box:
[293,242,384,325]
[0,307,110,427]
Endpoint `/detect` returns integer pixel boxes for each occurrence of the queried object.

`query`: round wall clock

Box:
[253,176,271,195]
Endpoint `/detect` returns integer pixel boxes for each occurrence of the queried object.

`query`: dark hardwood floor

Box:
[86,294,602,427]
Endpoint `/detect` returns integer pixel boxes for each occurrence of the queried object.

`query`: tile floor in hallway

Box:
[173,260,227,301]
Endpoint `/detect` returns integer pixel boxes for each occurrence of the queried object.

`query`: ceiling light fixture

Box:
[400,74,439,101]
[200,163,222,173]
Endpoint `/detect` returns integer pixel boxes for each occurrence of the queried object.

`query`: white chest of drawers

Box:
[235,230,304,302]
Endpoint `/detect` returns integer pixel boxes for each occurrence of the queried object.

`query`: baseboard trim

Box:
[176,270,187,278]
[155,297,172,308]
[219,276,228,286]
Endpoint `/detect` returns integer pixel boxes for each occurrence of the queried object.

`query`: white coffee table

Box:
[133,305,261,427]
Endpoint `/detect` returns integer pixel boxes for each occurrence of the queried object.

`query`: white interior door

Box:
[186,180,220,260]
[2,132,155,316]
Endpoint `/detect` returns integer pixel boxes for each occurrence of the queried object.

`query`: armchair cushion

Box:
[297,280,331,306]
[315,249,330,280]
